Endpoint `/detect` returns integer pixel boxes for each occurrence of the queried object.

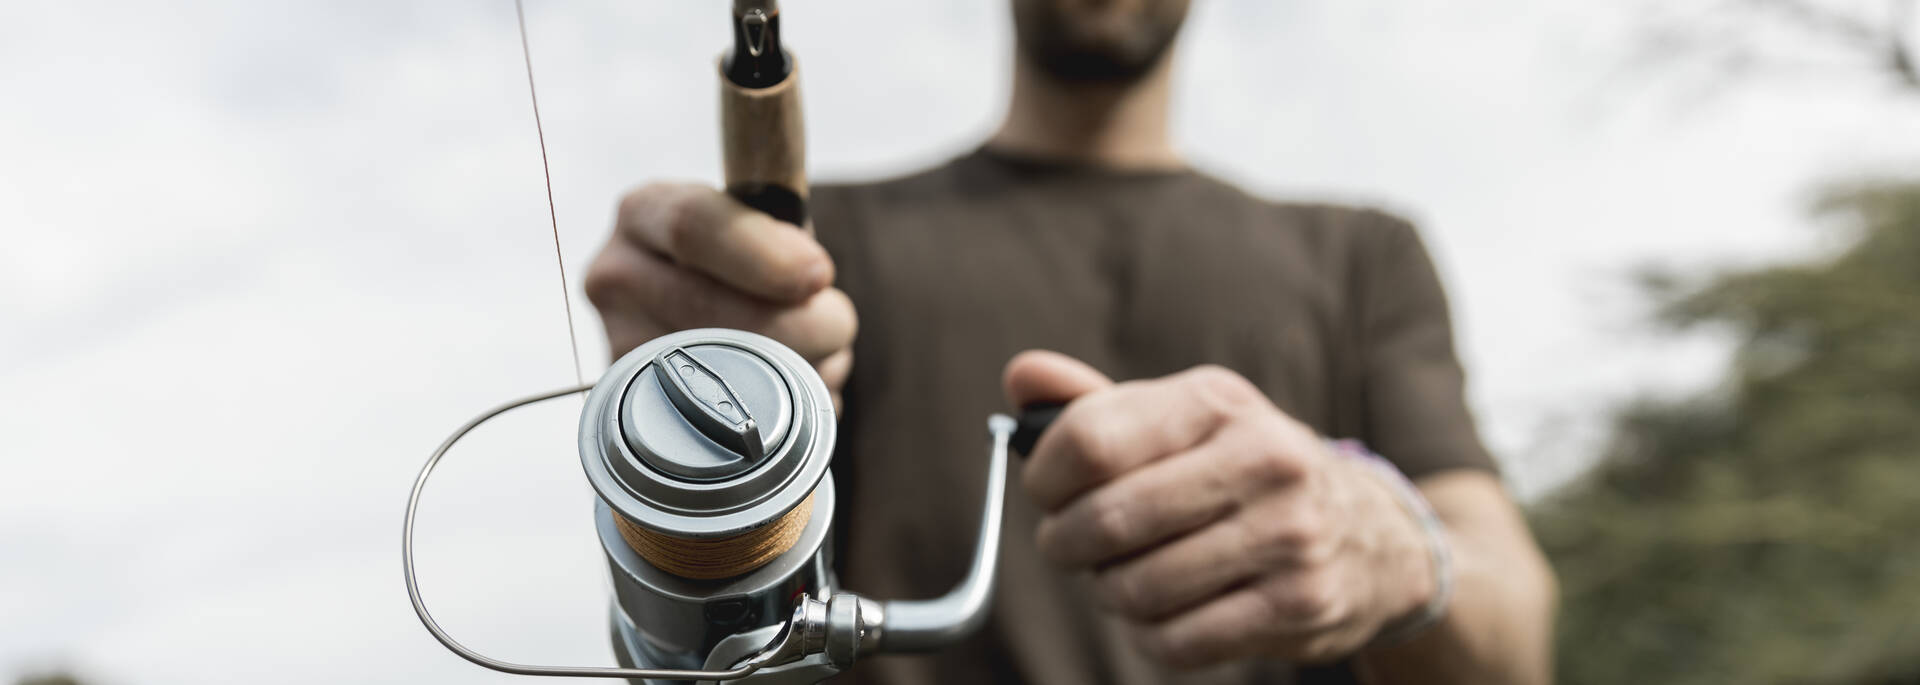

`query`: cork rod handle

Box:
[720,59,808,229]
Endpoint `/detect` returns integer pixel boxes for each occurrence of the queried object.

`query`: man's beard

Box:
[1013,0,1188,85]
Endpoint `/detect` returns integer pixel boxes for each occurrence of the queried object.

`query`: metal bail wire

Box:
[400,383,791,681]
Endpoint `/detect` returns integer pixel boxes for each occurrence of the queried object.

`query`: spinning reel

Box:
[404,329,1015,684]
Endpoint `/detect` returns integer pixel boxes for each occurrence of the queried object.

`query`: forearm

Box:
[1355,470,1557,685]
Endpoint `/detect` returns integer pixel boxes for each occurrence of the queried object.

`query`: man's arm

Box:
[1343,210,1555,682]
[1357,470,1557,684]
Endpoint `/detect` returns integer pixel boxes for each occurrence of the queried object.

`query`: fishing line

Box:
[514,0,586,388]
[615,493,818,580]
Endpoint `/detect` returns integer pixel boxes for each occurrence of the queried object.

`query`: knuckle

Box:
[582,251,630,309]
[615,184,655,224]
[1237,435,1307,489]
[1243,513,1318,564]
[1094,568,1150,617]
[1291,524,1334,567]
[1087,499,1136,555]
[1185,364,1262,411]
[658,195,702,255]
[1060,413,1122,479]
[1263,573,1341,625]
[621,182,709,257]
[623,182,685,229]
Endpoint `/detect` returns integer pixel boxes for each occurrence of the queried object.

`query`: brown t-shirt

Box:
[810,147,1494,685]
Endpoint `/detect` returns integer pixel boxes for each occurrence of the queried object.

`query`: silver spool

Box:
[579,328,836,539]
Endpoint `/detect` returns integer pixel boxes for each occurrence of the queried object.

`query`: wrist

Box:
[1326,439,1454,648]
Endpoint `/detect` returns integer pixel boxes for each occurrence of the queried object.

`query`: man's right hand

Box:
[585,182,857,409]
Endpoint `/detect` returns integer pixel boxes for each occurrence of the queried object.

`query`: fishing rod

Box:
[402,2,1027,683]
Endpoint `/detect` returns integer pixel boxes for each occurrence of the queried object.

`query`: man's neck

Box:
[988,53,1183,171]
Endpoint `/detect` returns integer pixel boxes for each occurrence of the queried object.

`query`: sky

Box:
[2,0,1917,683]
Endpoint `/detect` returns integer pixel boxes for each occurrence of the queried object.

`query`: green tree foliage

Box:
[1532,182,1920,685]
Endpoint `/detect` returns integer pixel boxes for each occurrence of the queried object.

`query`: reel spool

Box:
[403,329,1014,684]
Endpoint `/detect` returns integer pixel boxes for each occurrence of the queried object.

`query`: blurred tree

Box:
[1531,182,1920,684]
[1634,0,1919,95]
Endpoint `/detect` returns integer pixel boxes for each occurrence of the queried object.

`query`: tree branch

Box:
[1643,0,1920,96]
[1891,0,1920,90]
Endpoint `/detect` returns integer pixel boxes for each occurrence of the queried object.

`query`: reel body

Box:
[402,328,1012,684]
[597,491,835,683]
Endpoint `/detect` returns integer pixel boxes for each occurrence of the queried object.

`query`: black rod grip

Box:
[1010,402,1066,458]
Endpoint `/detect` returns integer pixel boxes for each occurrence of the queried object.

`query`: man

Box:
[583,0,1556,682]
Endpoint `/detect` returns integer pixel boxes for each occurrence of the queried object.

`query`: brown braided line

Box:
[614,493,815,580]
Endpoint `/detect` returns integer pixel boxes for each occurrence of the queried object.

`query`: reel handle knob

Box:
[1009,401,1065,458]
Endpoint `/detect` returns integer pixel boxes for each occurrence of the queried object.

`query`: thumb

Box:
[1002,349,1114,409]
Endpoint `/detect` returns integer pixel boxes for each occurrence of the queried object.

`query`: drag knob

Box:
[656,346,765,462]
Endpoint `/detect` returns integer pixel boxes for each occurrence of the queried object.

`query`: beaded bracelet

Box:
[1325,439,1454,648]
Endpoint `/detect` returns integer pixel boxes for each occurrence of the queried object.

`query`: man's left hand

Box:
[1004,350,1439,668]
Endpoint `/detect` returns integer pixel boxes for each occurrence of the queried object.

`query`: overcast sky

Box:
[3,0,1917,683]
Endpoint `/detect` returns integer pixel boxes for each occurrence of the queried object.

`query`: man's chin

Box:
[1023,40,1170,85]
[1036,49,1152,84]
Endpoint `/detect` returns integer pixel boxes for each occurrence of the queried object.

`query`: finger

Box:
[814,347,853,391]
[616,182,833,303]
[1140,571,1361,668]
[1002,349,1113,408]
[1036,434,1251,568]
[1137,587,1275,669]
[620,245,857,360]
[602,312,667,362]
[816,347,853,415]
[1022,366,1261,511]
[584,240,671,359]
[1092,516,1262,622]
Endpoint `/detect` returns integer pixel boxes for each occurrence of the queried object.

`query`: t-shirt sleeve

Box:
[1352,212,1499,479]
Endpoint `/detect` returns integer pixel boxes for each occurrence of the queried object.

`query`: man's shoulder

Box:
[1231,183,1419,239]
[1191,173,1426,257]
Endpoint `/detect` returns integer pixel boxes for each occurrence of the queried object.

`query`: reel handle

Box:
[874,414,1017,651]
